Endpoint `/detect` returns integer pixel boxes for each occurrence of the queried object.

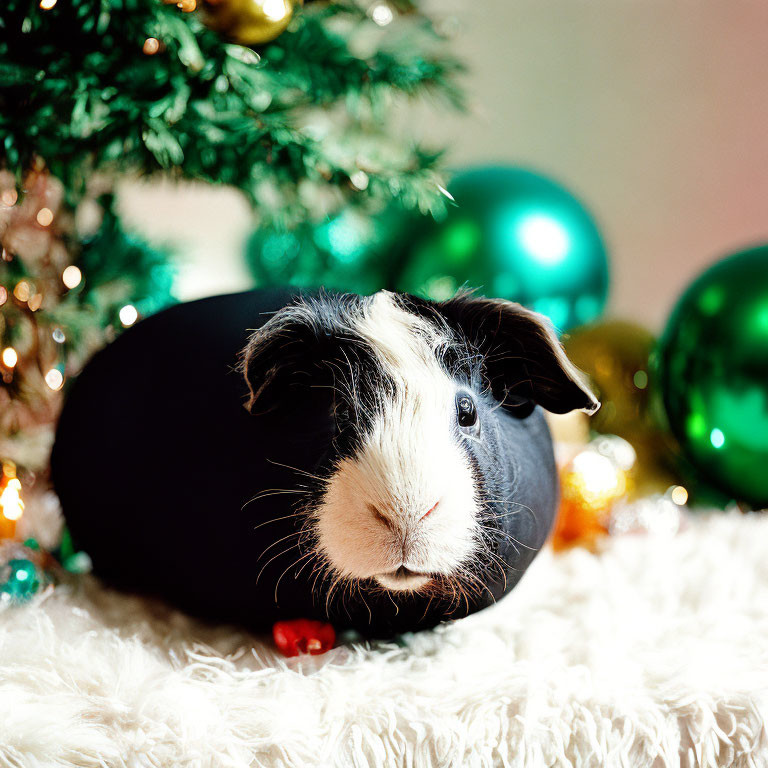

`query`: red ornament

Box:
[272,619,336,657]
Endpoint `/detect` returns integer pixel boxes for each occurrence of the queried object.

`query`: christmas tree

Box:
[0,0,463,502]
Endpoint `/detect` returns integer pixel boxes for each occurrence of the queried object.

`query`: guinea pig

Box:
[51,287,597,637]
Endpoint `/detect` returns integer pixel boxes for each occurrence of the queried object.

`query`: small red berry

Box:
[272,619,336,657]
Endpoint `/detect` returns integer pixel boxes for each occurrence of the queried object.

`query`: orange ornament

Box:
[551,437,634,551]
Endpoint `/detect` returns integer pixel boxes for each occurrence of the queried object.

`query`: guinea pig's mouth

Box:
[375,566,432,592]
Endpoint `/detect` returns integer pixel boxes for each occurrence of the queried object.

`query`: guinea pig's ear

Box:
[241,302,324,414]
[436,294,599,415]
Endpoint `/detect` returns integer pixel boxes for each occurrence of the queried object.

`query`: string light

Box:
[670,485,689,506]
[370,2,394,25]
[36,207,54,227]
[119,304,139,327]
[13,281,31,302]
[52,328,66,344]
[39,0,57,8]
[350,171,369,191]
[143,37,160,55]
[45,368,64,391]
[28,293,43,312]
[0,287,6,306]
[62,265,82,289]
[176,0,196,10]
[0,478,24,521]
[262,0,290,22]
[0,462,24,524]
[1,348,18,369]
[1,189,18,207]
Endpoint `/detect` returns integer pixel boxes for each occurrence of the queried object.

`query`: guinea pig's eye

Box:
[456,394,478,430]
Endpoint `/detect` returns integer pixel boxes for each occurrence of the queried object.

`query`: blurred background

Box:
[119,0,768,329]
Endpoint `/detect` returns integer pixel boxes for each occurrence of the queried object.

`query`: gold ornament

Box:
[564,320,682,497]
[564,320,655,440]
[203,0,302,46]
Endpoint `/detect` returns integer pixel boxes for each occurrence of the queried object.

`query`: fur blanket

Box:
[1,508,766,767]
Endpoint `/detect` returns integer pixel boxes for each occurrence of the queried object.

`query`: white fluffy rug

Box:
[1,510,767,768]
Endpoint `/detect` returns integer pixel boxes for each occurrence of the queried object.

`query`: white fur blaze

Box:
[315,292,480,591]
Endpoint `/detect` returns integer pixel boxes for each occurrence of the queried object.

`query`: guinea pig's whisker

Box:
[293,551,317,581]
[274,551,314,604]
[356,581,373,625]
[265,459,326,483]
[418,593,436,625]
[254,529,305,563]
[255,542,302,586]
[251,511,307,531]
[461,567,496,604]
[478,528,522,559]
[483,497,537,519]
[476,523,537,552]
[473,540,512,585]
[324,573,345,616]
[242,488,310,510]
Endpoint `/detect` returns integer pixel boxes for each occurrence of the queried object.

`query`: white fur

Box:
[3,501,768,767]
[315,291,479,591]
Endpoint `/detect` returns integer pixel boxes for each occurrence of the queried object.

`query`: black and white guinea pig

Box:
[51,287,598,637]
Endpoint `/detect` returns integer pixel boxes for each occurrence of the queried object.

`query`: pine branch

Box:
[0,0,463,220]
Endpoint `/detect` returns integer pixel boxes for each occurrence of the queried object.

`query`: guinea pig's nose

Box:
[419,499,440,523]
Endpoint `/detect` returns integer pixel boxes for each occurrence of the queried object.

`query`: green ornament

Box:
[1,558,41,603]
[657,245,768,508]
[394,167,609,330]
[245,210,402,295]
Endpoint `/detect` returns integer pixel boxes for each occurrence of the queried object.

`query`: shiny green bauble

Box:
[246,211,398,296]
[395,167,609,330]
[657,245,768,508]
[0,558,40,603]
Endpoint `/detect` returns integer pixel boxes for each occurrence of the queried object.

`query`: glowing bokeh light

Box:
[62,266,82,289]
[710,428,725,449]
[516,213,570,265]
[571,451,624,500]
[119,304,139,327]
[371,2,394,25]
[2,347,18,368]
[0,478,24,521]
[13,281,31,302]
[262,0,289,22]
[45,368,64,391]
[670,485,689,506]
[1,189,18,207]
[36,207,54,227]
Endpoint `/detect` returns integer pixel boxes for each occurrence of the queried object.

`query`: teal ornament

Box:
[394,167,609,330]
[246,210,402,295]
[1,558,41,603]
[657,245,768,508]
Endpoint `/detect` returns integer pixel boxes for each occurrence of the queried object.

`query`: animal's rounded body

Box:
[52,288,596,637]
